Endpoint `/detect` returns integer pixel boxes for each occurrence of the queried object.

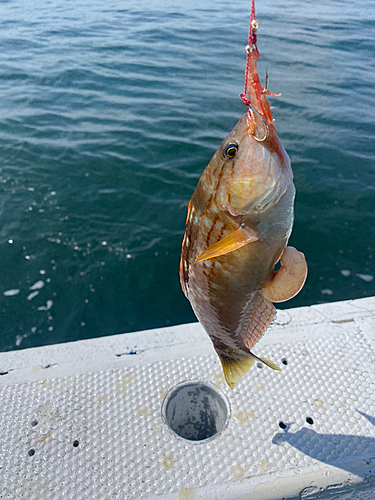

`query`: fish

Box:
[179,0,307,389]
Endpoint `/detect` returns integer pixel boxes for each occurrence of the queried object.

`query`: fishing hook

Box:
[264,69,269,92]
[261,69,281,97]
[247,102,269,142]
[240,93,268,142]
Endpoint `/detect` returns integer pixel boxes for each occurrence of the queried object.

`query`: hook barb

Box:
[261,69,281,97]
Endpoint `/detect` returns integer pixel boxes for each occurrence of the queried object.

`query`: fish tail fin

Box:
[218,354,256,389]
[256,355,281,371]
[241,292,276,351]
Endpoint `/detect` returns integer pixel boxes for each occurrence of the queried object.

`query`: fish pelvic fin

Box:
[219,354,256,389]
[195,225,259,263]
[261,246,308,303]
[241,292,276,351]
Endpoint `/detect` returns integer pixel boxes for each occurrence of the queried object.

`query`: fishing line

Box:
[240,0,280,142]
[239,0,270,142]
[239,0,258,110]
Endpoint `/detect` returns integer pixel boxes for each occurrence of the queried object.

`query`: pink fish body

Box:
[180,4,307,388]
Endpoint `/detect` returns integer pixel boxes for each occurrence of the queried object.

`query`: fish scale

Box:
[180,0,307,389]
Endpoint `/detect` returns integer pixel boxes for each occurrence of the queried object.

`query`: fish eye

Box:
[223,143,238,159]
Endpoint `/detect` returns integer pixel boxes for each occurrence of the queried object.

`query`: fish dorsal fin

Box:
[261,246,308,303]
[195,225,259,263]
[219,354,256,389]
[241,292,276,351]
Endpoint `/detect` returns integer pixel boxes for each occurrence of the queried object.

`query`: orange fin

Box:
[241,292,276,351]
[261,246,308,303]
[195,225,259,263]
[179,257,188,299]
[240,293,281,370]
[185,199,192,225]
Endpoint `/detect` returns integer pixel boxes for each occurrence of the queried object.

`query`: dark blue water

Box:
[0,0,374,352]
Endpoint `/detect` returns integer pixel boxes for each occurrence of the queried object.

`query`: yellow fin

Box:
[258,356,281,371]
[195,225,259,263]
[262,246,308,303]
[219,355,256,389]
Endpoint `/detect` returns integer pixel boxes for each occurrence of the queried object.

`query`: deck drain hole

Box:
[162,381,230,443]
[279,421,287,429]
[73,440,79,447]
[256,362,263,369]
[306,417,314,425]
[28,449,35,456]
[281,358,288,365]
[31,420,38,427]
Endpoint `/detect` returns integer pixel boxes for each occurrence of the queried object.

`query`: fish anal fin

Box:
[219,354,256,389]
[239,294,280,372]
[241,293,276,351]
[195,225,259,263]
[262,246,308,303]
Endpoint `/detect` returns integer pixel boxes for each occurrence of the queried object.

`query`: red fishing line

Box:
[240,0,258,108]
[240,0,280,113]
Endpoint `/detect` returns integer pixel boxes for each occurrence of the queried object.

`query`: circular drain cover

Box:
[162,381,230,443]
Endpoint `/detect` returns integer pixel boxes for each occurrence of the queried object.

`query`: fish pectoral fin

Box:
[195,225,259,263]
[261,246,308,303]
[219,354,256,389]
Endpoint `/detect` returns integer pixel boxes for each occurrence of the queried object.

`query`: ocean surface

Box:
[0,0,374,352]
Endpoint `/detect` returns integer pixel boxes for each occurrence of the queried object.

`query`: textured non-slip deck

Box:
[0,298,375,499]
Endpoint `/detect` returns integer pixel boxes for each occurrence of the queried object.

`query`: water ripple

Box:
[0,0,374,350]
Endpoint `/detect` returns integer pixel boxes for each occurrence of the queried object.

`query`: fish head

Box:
[214,112,293,217]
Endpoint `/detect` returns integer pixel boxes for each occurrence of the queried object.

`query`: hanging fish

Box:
[179,0,307,389]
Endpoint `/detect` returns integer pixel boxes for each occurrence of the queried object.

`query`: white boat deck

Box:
[0,297,375,499]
